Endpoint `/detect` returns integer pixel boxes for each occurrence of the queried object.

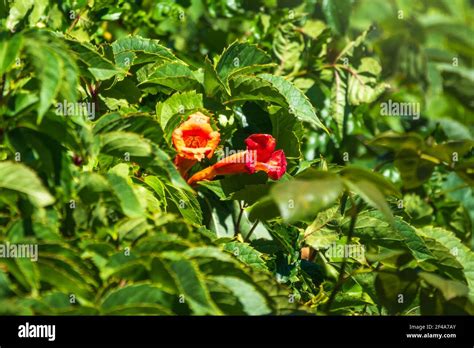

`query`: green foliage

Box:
[0,0,472,316]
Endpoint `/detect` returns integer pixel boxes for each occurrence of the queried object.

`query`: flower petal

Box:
[254,149,287,180]
[172,112,220,161]
[187,150,254,185]
[245,134,276,162]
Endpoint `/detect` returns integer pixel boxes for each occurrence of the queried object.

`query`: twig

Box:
[235,200,245,236]
[244,220,260,242]
[324,199,360,314]
[0,74,6,101]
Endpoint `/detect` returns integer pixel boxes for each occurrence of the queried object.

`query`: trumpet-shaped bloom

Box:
[187,134,286,185]
[172,112,220,161]
[245,134,276,162]
[172,112,220,178]
[254,149,287,180]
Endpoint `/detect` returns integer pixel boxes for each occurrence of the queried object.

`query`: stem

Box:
[0,74,6,104]
[66,9,86,35]
[235,201,245,236]
[244,220,259,242]
[67,14,81,34]
[321,63,363,84]
[90,82,101,117]
[324,200,359,314]
[373,160,391,172]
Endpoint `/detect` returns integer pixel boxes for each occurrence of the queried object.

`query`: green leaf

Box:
[164,183,202,225]
[273,23,304,74]
[27,44,62,121]
[67,39,124,81]
[304,206,340,250]
[223,242,268,272]
[183,247,237,264]
[100,131,152,158]
[258,74,328,133]
[150,258,178,293]
[0,161,54,207]
[211,276,271,315]
[100,283,174,315]
[322,0,352,36]
[418,226,474,302]
[0,33,23,75]
[111,36,177,63]
[6,0,34,31]
[15,258,40,293]
[111,36,179,79]
[93,114,163,145]
[348,58,389,105]
[339,166,400,197]
[375,270,419,314]
[330,70,346,137]
[271,170,343,222]
[107,165,145,218]
[137,61,199,91]
[170,259,221,315]
[419,272,469,301]
[203,56,227,96]
[216,42,273,88]
[156,90,203,140]
[138,146,191,191]
[343,179,394,223]
[227,75,288,106]
[197,172,269,202]
[351,211,434,262]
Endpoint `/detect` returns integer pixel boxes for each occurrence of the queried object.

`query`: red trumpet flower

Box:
[187,134,286,185]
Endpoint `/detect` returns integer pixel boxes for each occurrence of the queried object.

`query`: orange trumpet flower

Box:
[172,112,220,177]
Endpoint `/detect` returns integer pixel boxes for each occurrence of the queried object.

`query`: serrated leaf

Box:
[419,272,469,301]
[100,131,152,158]
[137,61,199,91]
[339,167,400,197]
[227,75,288,106]
[418,226,474,302]
[100,283,174,315]
[156,90,203,140]
[212,276,271,315]
[0,161,54,207]
[304,206,340,249]
[203,56,227,96]
[216,42,272,88]
[26,44,62,121]
[352,211,434,262]
[348,63,389,106]
[322,0,352,36]
[343,179,394,224]
[0,33,23,75]
[224,242,268,271]
[273,23,304,74]
[164,183,202,225]
[170,259,221,315]
[330,70,346,137]
[107,170,145,218]
[258,74,328,133]
[271,170,343,222]
[67,39,124,81]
